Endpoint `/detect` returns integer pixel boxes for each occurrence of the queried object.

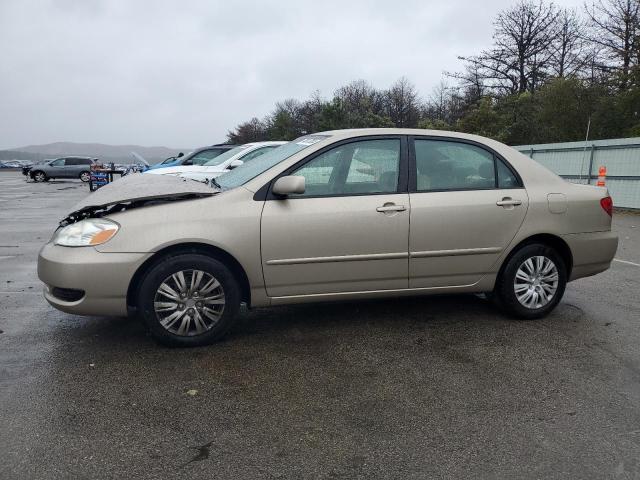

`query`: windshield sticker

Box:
[296,136,325,146]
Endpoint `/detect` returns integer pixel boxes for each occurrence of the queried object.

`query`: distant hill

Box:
[8,141,193,165]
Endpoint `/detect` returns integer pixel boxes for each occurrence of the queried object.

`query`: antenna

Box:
[578,115,591,183]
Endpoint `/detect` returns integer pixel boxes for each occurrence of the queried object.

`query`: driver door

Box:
[260,137,410,297]
[47,158,66,177]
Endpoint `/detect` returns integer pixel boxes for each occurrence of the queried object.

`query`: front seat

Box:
[378,171,398,192]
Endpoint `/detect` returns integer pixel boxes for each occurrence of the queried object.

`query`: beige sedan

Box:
[38,129,618,346]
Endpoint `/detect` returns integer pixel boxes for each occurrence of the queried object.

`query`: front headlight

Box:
[53,218,119,247]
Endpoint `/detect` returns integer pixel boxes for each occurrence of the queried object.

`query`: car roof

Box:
[240,141,287,147]
[312,128,497,142]
[195,144,235,150]
[308,128,519,162]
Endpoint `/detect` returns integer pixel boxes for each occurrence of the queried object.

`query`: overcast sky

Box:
[0,0,584,149]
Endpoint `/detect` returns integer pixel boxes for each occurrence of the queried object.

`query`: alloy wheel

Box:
[34,172,45,182]
[514,255,559,309]
[80,172,91,182]
[153,269,225,336]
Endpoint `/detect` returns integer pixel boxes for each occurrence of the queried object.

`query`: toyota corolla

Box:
[38,129,618,347]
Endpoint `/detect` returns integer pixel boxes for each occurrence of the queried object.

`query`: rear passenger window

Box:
[414,139,495,191]
[497,159,519,188]
[65,158,78,166]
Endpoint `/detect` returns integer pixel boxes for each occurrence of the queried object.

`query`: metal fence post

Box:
[587,144,595,185]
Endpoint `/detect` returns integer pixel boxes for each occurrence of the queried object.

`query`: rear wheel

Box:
[79,171,91,182]
[494,243,567,319]
[32,171,47,182]
[137,253,241,347]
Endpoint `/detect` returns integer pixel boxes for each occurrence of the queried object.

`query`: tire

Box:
[494,243,567,319]
[32,171,47,182]
[79,171,91,182]
[137,253,241,347]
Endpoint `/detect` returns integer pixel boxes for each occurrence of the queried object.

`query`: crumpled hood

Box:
[63,173,216,223]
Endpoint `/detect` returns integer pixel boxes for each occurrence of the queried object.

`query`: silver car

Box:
[38,129,618,347]
[30,156,97,182]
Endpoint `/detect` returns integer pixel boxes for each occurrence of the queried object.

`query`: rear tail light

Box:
[600,196,613,217]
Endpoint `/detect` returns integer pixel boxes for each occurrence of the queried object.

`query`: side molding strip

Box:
[410,247,502,258]
[266,252,409,266]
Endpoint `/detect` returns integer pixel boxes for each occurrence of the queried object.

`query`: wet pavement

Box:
[1,170,639,479]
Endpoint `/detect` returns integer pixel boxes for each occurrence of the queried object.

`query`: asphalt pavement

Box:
[1,170,639,479]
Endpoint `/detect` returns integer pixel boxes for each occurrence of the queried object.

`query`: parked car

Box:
[29,156,98,182]
[38,129,618,347]
[0,159,32,169]
[22,161,40,177]
[145,141,286,183]
[146,144,235,171]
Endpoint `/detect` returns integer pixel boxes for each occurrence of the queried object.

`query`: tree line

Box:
[227,0,640,146]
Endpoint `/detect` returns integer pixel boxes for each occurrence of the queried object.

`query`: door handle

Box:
[496,198,522,207]
[376,203,406,213]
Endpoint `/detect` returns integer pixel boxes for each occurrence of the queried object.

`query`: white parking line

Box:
[0,255,16,260]
[0,291,42,294]
[614,258,640,267]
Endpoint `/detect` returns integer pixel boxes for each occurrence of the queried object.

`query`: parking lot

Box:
[1,169,639,479]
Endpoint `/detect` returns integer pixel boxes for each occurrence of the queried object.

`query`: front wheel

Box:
[79,171,91,182]
[494,243,567,319]
[32,171,47,182]
[137,253,241,347]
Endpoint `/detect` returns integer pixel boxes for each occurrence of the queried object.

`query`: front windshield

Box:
[217,135,329,190]
[202,146,249,166]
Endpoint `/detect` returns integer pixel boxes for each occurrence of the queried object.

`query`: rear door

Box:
[261,136,410,297]
[408,136,529,288]
[62,158,82,177]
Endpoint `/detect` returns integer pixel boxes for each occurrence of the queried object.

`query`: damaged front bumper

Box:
[38,242,151,317]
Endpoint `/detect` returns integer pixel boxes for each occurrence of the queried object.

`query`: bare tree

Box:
[384,77,421,127]
[584,0,640,87]
[335,80,386,117]
[551,8,590,77]
[296,90,324,135]
[458,0,560,94]
[425,81,451,121]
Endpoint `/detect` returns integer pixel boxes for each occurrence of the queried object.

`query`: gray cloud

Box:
[0,0,584,149]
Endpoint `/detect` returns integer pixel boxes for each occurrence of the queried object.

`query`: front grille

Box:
[51,287,85,302]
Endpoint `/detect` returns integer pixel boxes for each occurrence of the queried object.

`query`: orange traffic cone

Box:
[596,166,607,187]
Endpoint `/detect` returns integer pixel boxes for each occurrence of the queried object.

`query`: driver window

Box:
[290,139,400,197]
[191,149,224,166]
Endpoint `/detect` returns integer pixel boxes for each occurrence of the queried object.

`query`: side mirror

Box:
[272,176,305,196]
[228,159,243,169]
[177,152,184,158]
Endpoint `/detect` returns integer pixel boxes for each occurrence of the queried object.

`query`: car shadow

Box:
[45,293,577,353]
